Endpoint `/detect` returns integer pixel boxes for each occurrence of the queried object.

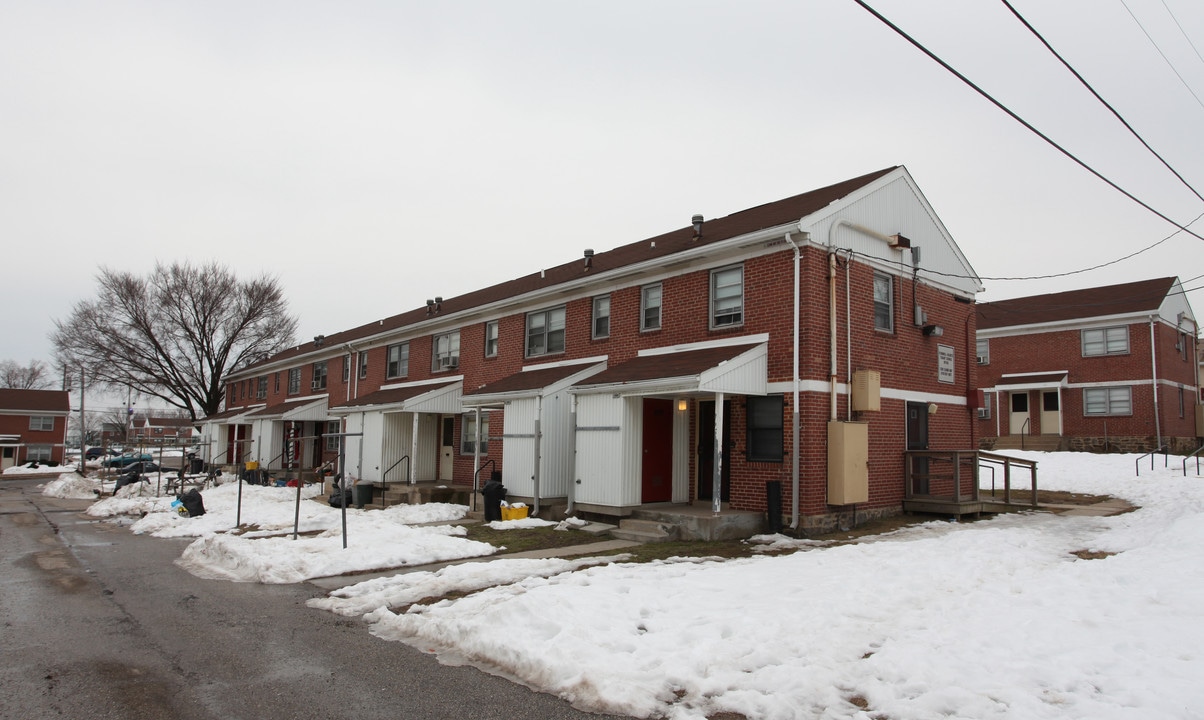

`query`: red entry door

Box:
[641,399,674,503]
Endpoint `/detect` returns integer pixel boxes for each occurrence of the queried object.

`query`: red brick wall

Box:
[0,413,68,464]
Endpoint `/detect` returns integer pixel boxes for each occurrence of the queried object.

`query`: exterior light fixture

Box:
[692,214,704,240]
[922,324,944,337]
[677,399,688,412]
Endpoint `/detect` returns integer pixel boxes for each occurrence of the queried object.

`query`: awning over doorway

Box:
[571,342,767,397]
[201,405,264,425]
[994,372,1069,393]
[244,396,329,422]
[329,380,462,415]
[462,361,606,406]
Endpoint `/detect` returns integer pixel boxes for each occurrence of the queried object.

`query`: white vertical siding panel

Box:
[541,391,572,498]
[574,394,625,506]
[414,414,439,481]
[381,412,411,484]
[503,398,536,497]
[621,397,642,506]
[672,403,690,502]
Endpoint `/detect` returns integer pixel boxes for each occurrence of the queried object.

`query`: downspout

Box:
[828,244,838,420]
[533,394,542,516]
[567,394,578,515]
[845,251,852,421]
[471,406,481,503]
[343,342,358,403]
[1150,316,1163,448]
[785,232,803,530]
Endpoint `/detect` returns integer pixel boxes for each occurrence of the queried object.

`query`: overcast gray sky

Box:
[3,0,1202,376]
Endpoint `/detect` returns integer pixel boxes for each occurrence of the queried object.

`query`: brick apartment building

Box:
[976,277,1200,453]
[209,166,984,533]
[0,388,71,469]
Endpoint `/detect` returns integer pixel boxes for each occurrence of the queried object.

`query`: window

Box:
[358,352,368,380]
[288,368,301,395]
[26,444,52,462]
[977,393,992,420]
[325,420,340,452]
[432,331,460,371]
[274,372,280,394]
[484,321,499,357]
[311,361,328,390]
[976,338,990,365]
[461,413,490,455]
[386,342,409,378]
[746,396,784,462]
[1084,386,1132,416]
[343,354,351,383]
[1082,326,1129,356]
[1181,332,1190,361]
[711,265,744,327]
[1179,387,1185,418]
[526,306,566,357]
[592,295,610,339]
[257,376,267,399]
[641,283,662,331]
[28,416,54,431]
[873,273,893,332]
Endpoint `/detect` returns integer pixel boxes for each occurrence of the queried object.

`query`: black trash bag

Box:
[180,488,206,517]
[113,467,148,493]
[328,488,353,508]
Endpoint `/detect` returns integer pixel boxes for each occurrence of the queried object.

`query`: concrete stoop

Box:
[611,518,680,543]
[612,506,765,542]
[991,435,1064,452]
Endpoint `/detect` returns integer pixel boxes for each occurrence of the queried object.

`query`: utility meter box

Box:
[828,421,869,505]
[851,370,881,412]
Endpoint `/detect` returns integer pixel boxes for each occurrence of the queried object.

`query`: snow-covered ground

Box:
[44,451,1204,718]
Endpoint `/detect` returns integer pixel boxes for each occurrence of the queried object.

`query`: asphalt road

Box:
[0,476,628,720]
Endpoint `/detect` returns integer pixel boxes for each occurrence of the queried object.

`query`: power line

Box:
[1120,0,1204,113]
[850,0,1204,245]
[1161,0,1204,70]
[1001,0,1204,204]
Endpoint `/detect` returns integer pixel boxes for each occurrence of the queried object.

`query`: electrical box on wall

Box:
[851,370,881,412]
[828,421,869,505]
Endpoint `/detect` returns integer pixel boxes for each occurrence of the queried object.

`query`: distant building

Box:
[976,277,1199,453]
[0,388,71,468]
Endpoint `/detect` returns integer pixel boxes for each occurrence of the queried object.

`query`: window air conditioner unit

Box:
[976,408,990,420]
[440,356,459,369]
[976,355,988,365]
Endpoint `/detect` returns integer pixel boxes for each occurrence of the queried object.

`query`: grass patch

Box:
[463,525,610,554]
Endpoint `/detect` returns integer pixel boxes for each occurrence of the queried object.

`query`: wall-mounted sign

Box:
[937,344,955,384]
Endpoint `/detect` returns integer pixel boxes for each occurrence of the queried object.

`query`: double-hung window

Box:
[873,272,893,332]
[484,321,499,358]
[592,296,610,339]
[358,352,369,380]
[746,396,784,462]
[274,372,280,394]
[28,416,54,431]
[526,306,566,357]
[976,338,990,365]
[711,265,743,327]
[1084,386,1132,416]
[432,331,460,371]
[325,420,340,452]
[287,368,301,395]
[641,283,662,331]
[1082,326,1128,356]
[386,342,409,379]
[256,376,267,399]
[460,413,489,455]
[311,361,328,390]
[342,354,351,383]
[26,444,52,462]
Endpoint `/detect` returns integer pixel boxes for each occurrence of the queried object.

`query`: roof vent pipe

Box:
[692,214,704,240]
[583,248,594,270]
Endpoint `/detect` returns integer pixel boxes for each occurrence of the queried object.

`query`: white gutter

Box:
[1150,316,1163,448]
[785,231,804,530]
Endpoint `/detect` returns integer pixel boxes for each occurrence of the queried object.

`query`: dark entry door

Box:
[641,399,674,503]
[697,399,731,502]
[906,401,930,495]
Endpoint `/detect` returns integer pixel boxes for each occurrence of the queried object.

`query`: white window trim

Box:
[386,342,410,379]
[592,295,610,339]
[484,321,499,358]
[1083,386,1132,416]
[432,331,461,371]
[873,272,894,333]
[460,413,489,455]
[976,338,990,365]
[1082,326,1129,357]
[641,283,662,332]
[526,306,566,357]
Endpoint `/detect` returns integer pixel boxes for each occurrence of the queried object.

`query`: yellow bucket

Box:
[245,461,259,470]
[500,506,529,521]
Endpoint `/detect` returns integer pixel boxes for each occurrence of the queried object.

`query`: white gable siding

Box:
[501,397,537,497]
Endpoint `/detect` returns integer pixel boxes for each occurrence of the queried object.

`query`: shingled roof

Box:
[977,277,1177,330]
[0,388,70,413]
[236,167,899,375]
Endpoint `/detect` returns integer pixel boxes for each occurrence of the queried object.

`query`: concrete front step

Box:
[611,518,679,543]
[993,435,1063,452]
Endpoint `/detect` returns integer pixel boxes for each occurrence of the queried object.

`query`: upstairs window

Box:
[343,354,351,383]
[592,295,610,339]
[28,416,54,431]
[274,372,280,394]
[641,283,662,331]
[976,338,990,365]
[432,331,461,371]
[386,342,409,379]
[484,321,499,358]
[312,361,328,390]
[711,265,743,328]
[257,376,267,399]
[358,352,369,380]
[873,273,893,332]
[526,306,566,357]
[288,367,301,395]
[1082,326,1128,356]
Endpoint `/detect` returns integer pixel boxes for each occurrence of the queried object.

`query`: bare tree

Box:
[52,261,297,420]
[0,359,52,389]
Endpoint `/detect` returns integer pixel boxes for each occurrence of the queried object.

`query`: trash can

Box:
[354,482,375,508]
[766,480,783,534]
[190,457,205,474]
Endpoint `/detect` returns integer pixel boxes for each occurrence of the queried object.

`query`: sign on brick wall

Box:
[938,344,955,384]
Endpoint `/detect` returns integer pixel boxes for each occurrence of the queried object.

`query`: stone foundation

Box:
[790,505,903,537]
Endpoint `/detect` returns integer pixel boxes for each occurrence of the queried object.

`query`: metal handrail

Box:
[977,451,1039,508]
[1183,444,1204,477]
[473,459,496,512]
[379,455,410,508]
[1135,445,1169,476]
[1020,417,1030,451]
